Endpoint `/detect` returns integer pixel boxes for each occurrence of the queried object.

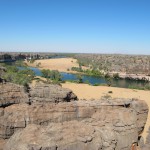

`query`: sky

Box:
[0,0,150,54]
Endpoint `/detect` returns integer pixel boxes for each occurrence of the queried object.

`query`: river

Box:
[18,67,150,89]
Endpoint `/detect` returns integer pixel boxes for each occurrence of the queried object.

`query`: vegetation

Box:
[93,83,101,86]
[28,59,35,64]
[76,74,83,83]
[36,62,41,67]
[113,73,119,79]
[128,84,150,90]
[1,64,35,88]
[15,60,28,67]
[41,69,62,83]
[71,67,83,72]
[74,54,150,75]
[84,69,104,77]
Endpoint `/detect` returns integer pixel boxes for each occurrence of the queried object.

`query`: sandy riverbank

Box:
[26,58,87,73]
[62,82,150,140]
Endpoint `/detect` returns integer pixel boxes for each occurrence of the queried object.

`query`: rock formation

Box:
[30,83,77,103]
[0,82,149,150]
[0,83,29,107]
[140,127,150,150]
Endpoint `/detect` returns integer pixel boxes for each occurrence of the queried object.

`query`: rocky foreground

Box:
[0,82,149,150]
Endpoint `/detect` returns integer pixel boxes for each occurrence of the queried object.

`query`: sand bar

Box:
[26,58,87,73]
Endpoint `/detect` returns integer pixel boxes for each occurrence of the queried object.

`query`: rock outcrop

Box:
[141,127,150,150]
[30,83,77,103]
[0,82,149,150]
[0,83,29,107]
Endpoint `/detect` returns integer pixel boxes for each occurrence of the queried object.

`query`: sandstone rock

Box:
[141,127,150,150]
[0,82,149,150]
[0,139,6,150]
[29,83,78,103]
[0,83,29,107]
[4,122,98,150]
[2,99,149,150]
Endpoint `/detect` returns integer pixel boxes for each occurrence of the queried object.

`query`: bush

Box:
[113,73,119,79]
[41,69,62,82]
[41,69,51,78]
[71,67,83,72]
[15,60,27,67]
[93,83,100,86]
[36,62,41,67]
[2,65,35,86]
[76,74,83,83]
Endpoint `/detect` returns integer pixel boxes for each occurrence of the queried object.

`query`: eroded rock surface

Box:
[0,83,29,107]
[0,82,149,150]
[30,83,77,103]
[141,127,150,150]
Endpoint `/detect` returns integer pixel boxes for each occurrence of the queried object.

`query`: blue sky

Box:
[0,0,150,54]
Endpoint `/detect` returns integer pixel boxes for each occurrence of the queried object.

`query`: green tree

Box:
[76,74,83,83]
[2,65,35,87]
[41,69,62,82]
[113,73,119,79]
[41,69,51,78]
[50,70,62,81]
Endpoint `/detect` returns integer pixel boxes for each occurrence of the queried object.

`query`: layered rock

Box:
[29,83,77,103]
[1,99,148,150]
[141,127,150,150]
[0,82,149,150]
[0,83,29,107]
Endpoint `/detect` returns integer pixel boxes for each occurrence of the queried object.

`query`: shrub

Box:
[2,65,35,86]
[41,69,62,81]
[76,74,83,83]
[113,73,119,79]
[93,83,100,86]
[71,67,83,72]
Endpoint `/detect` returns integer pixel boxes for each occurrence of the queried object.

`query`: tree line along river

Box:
[18,66,150,89]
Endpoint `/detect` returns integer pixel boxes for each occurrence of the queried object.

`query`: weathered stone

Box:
[0,82,149,150]
[1,99,148,150]
[0,83,29,107]
[141,127,150,149]
[29,83,77,103]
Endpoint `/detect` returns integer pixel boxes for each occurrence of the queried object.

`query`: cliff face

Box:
[0,83,29,107]
[0,82,149,150]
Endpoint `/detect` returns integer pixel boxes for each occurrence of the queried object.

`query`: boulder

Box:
[29,83,78,103]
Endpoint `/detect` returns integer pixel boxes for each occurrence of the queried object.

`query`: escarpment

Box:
[0,82,149,150]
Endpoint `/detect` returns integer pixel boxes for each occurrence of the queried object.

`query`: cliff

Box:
[0,82,149,150]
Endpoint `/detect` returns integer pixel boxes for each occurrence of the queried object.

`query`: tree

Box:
[41,69,62,82]
[76,74,83,83]
[50,70,62,81]
[105,73,112,86]
[41,69,51,78]
[113,73,119,79]
[2,65,35,87]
